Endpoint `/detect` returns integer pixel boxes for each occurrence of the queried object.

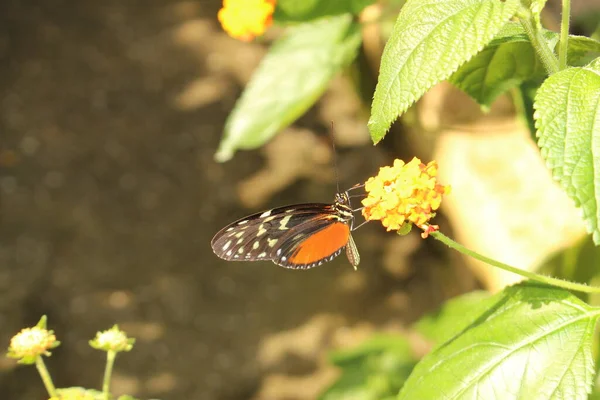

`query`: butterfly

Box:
[211,189,363,270]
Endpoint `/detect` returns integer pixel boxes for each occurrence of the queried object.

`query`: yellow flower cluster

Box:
[218,0,276,42]
[362,158,450,234]
[7,326,58,360]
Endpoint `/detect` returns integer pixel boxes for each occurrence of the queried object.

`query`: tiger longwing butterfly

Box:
[211,190,360,269]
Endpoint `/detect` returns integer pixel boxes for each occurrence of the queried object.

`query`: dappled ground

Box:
[0,1,477,399]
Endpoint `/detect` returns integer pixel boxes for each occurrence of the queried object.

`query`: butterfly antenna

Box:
[330,121,341,195]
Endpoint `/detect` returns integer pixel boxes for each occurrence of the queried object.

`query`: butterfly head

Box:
[333,191,353,222]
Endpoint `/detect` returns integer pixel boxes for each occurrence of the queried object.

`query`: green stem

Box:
[518,11,559,75]
[35,356,57,398]
[558,0,571,70]
[431,231,600,294]
[102,350,117,400]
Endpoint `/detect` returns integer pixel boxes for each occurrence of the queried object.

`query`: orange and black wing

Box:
[211,204,351,269]
[273,217,351,269]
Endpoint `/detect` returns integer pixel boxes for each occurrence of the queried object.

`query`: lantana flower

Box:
[362,158,450,237]
[6,316,60,364]
[218,0,276,42]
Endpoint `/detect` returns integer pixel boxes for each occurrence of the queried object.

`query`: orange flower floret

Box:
[361,158,450,233]
[218,0,276,42]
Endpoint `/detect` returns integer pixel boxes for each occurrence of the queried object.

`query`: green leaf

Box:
[215,15,361,162]
[516,80,540,138]
[450,21,600,107]
[565,35,600,66]
[414,291,495,345]
[321,335,416,400]
[486,21,529,44]
[274,0,374,23]
[398,283,600,399]
[449,22,551,107]
[534,58,600,244]
[450,41,543,107]
[368,0,519,143]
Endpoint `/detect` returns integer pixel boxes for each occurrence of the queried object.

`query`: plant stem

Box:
[35,356,57,398]
[102,350,116,400]
[519,11,559,75]
[558,0,571,70]
[431,231,600,294]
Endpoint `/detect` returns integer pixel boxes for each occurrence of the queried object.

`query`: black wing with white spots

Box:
[211,203,339,263]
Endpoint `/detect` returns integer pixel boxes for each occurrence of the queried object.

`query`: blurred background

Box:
[1,0,599,399]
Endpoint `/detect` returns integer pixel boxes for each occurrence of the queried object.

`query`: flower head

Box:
[218,0,276,42]
[7,316,60,364]
[89,325,135,353]
[362,158,450,236]
[49,387,102,400]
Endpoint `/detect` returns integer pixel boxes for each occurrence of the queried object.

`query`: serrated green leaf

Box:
[414,291,495,345]
[534,58,600,244]
[321,335,416,400]
[398,283,600,399]
[368,0,519,143]
[516,80,541,138]
[274,0,374,22]
[215,15,361,162]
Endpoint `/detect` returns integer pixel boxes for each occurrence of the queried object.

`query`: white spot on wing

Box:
[226,250,232,256]
[225,227,234,232]
[234,231,244,238]
[264,216,276,222]
[238,220,249,225]
[222,240,232,251]
[260,210,272,218]
[281,256,287,261]
[257,225,267,237]
[238,247,244,254]
[258,252,267,258]
[279,215,292,230]
[276,249,282,256]
[236,237,244,245]
[267,238,278,247]
[252,241,260,250]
